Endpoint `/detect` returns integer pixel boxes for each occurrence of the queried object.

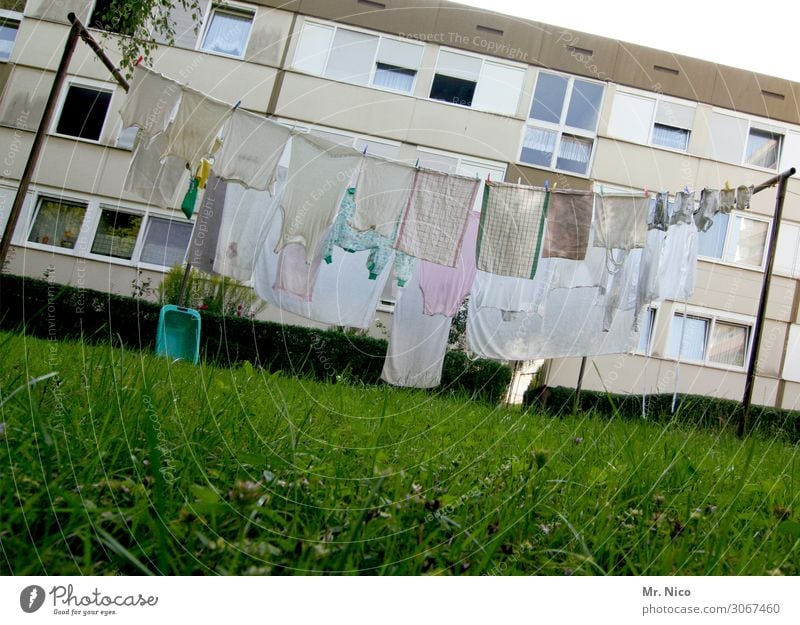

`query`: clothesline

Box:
[118,64,758,391]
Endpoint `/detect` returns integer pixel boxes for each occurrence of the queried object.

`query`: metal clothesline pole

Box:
[0,13,129,269]
[739,166,796,437]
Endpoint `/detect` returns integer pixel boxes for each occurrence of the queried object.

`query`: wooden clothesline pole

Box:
[0,13,129,269]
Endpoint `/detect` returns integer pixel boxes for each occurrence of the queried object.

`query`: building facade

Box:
[1,0,799,409]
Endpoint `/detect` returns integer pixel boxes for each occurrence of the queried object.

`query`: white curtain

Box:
[372,65,415,92]
[203,12,251,57]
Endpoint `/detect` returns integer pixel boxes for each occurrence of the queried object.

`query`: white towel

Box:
[123,131,187,208]
[118,65,181,137]
[215,110,291,192]
[352,157,415,237]
[394,169,479,268]
[276,133,362,263]
[162,87,232,169]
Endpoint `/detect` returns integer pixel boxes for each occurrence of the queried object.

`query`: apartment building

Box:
[0,0,799,409]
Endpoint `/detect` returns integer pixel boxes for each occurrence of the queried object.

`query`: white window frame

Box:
[742,123,784,171]
[665,305,754,371]
[648,94,695,153]
[634,306,658,356]
[0,9,23,63]
[15,184,194,271]
[696,209,771,271]
[50,76,116,144]
[519,69,605,177]
[293,18,425,96]
[428,46,525,114]
[196,1,255,60]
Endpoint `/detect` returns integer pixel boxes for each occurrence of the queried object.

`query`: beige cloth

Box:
[276,134,362,263]
[541,190,593,260]
[162,87,232,169]
[124,131,187,208]
[118,65,181,137]
[476,182,549,279]
[352,157,415,237]
[216,110,291,192]
[592,193,649,250]
[394,169,480,268]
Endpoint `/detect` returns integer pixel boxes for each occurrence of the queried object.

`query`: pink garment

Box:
[419,211,480,317]
[273,242,323,301]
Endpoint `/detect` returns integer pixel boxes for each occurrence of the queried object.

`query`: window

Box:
[28,197,87,250]
[91,209,142,260]
[697,212,769,268]
[55,83,112,141]
[88,0,135,36]
[637,307,656,354]
[667,312,750,368]
[0,12,21,62]
[520,71,603,175]
[745,127,782,169]
[293,21,424,95]
[138,217,193,267]
[607,91,694,152]
[199,4,254,58]
[430,49,524,114]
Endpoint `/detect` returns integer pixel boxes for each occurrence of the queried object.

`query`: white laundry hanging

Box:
[381,263,453,389]
[352,156,415,238]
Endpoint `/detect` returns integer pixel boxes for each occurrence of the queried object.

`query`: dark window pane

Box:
[91,209,141,260]
[89,0,135,36]
[429,74,476,107]
[56,85,112,141]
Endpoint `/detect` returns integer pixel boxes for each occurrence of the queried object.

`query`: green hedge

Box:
[0,274,511,403]
[524,385,800,443]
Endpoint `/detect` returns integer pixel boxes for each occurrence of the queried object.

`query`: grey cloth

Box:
[669,191,695,225]
[719,188,736,213]
[187,172,226,274]
[592,193,649,250]
[736,185,754,211]
[650,192,669,231]
[694,188,720,233]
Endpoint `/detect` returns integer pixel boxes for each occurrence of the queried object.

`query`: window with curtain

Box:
[91,209,142,260]
[200,6,254,58]
[667,314,708,362]
[519,70,603,175]
[139,217,193,267]
[697,212,768,267]
[28,197,87,250]
[745,128,782,169]
[292,21,423,95]
[652,123,690,150]
[0,15,21,61]
[667,312,751,367]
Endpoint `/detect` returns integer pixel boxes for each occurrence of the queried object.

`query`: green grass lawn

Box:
[1,330,798,575]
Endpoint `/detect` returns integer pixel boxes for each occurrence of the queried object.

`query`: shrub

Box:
[0,273,510,403]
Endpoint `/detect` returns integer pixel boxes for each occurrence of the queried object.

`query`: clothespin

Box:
[486,173,491,182]
[134,55,143,67]
[552,182,558,191]
[517,177,522,185]
[232,100,241,111]
[362,144,368,156]
[545,179,549,192]
[599,184,604,196]
[414,158,420,169]
[724,180,731,191]
[684,185,689,194]
[643,187,648,197]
